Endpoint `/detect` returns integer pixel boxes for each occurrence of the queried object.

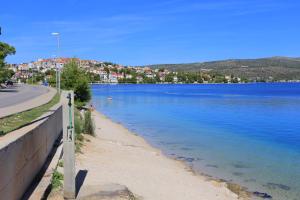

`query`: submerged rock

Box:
[206,164,218,168]
[180,147,193,151]
[232,163,251,169]
[200,172,213,178]
[253,191,272,199]
[263,182,291,191]
[176,156,195,162]
[185,157,195,162]
[232,172,244,176]
[226,182,251,199]
[244,178,256,183]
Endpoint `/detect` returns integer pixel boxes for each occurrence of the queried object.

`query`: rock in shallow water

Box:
[180,147,193,151]
[226,182,251,199]
[175,156,203,163]
[206,164,218,168]
[253,191,272,199]
[232,172,244,176]
[244,178,256,182]
[232,163,251,169]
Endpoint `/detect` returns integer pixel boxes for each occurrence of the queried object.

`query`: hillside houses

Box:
[9,57,246,84]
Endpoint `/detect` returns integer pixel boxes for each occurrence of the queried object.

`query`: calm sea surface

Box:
[92,83,300,200]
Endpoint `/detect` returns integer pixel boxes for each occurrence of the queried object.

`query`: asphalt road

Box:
[0,84,49,109]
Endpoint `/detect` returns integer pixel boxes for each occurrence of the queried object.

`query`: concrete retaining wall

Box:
[0,104,62,200]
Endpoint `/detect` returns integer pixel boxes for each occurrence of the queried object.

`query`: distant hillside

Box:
[148,57,300,80]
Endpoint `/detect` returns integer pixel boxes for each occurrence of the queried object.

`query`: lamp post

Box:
[51,32,60,93]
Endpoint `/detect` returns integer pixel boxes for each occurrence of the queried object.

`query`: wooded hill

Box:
[148,57,300,81]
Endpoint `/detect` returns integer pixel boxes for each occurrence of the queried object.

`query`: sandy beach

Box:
[75,111,244,200]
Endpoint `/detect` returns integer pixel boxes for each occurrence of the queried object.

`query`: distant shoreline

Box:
[90,82,300,85]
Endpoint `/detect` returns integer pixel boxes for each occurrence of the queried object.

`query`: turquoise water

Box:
[92,83,300,200]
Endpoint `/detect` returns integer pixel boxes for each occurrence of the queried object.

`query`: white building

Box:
[136,76,143,83]
[99,71,108,82]
[173,76,178,83]
[109,73,118,83]
[125,74,133,79]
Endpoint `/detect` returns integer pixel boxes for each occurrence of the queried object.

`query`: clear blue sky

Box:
[1,0,299,65]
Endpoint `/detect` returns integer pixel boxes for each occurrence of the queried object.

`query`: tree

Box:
[61,59,91,105]
[45,69,57,87]
[110,67,118,73]
[197,73,204,83]
[165,73,174,83]
[177,72,187,83]
[87,72,100,83]
[0,69,14,83]
[155,73,161,83]
[214,75,226,83]
[0,42,16,83]
[232,77,239,83]
[143,77,156,84]
[104,66,110,74]
[0,42,16,67]
[186,73,198,83]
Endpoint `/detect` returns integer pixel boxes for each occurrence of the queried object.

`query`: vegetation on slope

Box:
[0,93,60,136]
[149,57,300,81]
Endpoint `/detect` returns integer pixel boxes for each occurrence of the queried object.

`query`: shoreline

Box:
[109,119,277,200]
[96,111,253,199]
[90,82,300,85]
[76,110,252,200]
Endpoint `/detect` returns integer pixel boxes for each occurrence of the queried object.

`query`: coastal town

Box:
[6,57,249,85]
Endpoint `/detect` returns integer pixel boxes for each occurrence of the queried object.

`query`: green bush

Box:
[83,110,95,136]
[58,160,63,168]
[74,108,85,152]
[61,59,91,105]
[74,108,83,136]
[51,170,63,189]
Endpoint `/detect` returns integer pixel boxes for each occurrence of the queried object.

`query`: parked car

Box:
[5,80,13,86]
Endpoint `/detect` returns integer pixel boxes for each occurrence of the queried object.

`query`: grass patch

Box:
[73,108,95,153]
[83,110,95,136]
[58,160,64,168]
[0,93,60,136]
[51,169,64,189]
[74,108,84,153]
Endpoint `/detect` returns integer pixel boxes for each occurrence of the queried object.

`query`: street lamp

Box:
[51,32,60,93]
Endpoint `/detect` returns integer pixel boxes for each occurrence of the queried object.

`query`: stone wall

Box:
[0,104,62,200]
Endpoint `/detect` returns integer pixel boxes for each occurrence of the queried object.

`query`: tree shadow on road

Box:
[0,89,18,92]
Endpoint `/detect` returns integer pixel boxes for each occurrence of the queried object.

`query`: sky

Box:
[1,0,300,65]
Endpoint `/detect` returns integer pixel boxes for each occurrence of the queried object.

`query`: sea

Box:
[91,83,300,200]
